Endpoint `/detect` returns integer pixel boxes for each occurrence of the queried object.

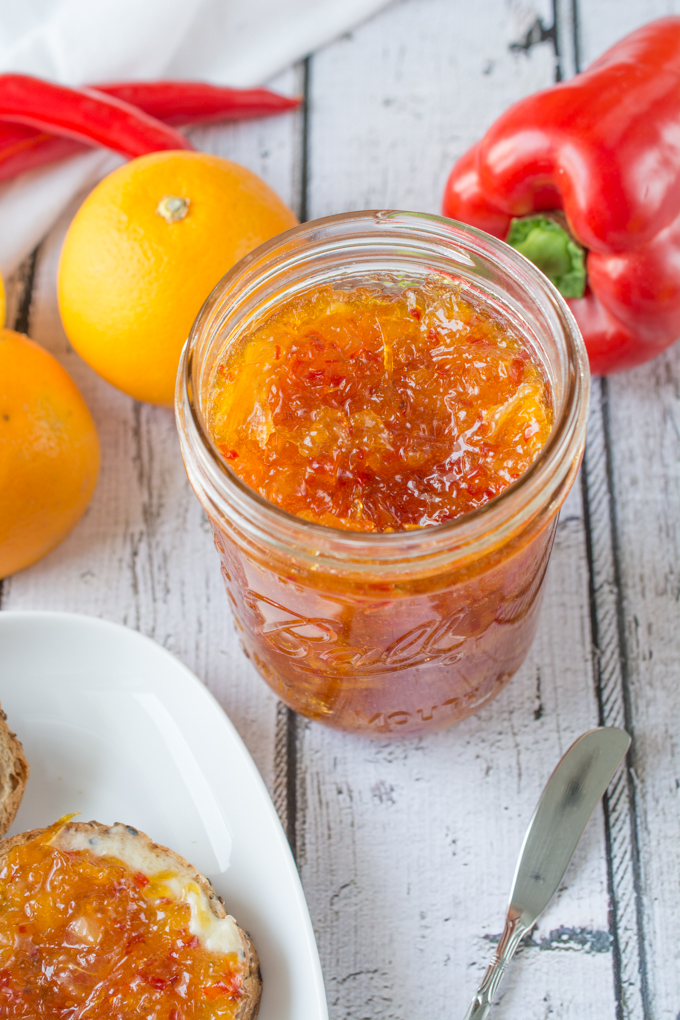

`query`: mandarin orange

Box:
[0,330,100,578]
[57,151,298,406]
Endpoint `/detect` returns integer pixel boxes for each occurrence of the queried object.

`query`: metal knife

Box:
[462,726,631,1020]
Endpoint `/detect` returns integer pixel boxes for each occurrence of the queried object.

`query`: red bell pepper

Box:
[442,17,680,374]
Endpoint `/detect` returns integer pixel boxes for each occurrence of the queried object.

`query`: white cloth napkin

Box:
[0,0,390,277]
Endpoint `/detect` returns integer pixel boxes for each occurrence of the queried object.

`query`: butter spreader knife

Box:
[463,726,631,1020]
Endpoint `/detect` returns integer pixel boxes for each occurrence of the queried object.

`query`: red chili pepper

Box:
[0,74,192,159]
[0,122,82,182]
[0,80,299,184]
[201,971,243,1002]
[442,17,680,374]
[95,80,299,126]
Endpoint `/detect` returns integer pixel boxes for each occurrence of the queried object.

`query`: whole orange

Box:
[0,330,100,579]
[57,151,298,406]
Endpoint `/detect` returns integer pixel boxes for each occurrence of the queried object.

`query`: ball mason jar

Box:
[176,211,589,737]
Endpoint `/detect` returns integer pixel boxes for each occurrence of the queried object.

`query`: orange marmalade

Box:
[0,824,246,1019]
[209,282,552,531]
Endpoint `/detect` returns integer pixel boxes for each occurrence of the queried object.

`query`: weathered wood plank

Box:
[582,382,647,1020]
[299,2,616,1017]
[576,3,680,1018]
[307,0,558,218]
[577,0,679,67]
[606,350,680,1020]
[0,68,303,798]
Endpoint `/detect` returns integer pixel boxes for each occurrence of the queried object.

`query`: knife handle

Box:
[463,913,530,1020]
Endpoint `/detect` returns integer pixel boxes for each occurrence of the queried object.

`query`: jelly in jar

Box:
[177,212,589,736]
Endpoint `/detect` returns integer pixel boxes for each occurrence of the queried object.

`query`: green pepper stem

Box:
[505,214,586,299]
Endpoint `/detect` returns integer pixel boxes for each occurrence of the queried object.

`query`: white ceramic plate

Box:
[0,610,328,1020]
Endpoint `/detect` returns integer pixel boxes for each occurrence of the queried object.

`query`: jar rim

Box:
[176,210,590,570]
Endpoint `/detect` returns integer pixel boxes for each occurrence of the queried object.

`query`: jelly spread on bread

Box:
[0,819,253,1018]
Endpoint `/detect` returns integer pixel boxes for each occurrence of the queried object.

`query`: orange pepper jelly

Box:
[0,822,250,1019]
[208,282,552,531]
[202,279,558,735]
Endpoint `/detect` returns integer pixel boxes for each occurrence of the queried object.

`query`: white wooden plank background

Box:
[1,1,679,1018]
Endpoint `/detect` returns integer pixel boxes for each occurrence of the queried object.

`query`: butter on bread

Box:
[0,704,28,836]
[0,819,262,1019]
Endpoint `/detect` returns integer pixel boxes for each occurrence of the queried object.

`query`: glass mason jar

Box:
[176,211,589,737]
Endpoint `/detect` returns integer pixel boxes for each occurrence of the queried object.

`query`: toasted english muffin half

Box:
[0,819,261,1019]
[0,704,28,836]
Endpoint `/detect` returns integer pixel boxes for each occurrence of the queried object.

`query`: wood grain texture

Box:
[577,0,679,67]
[307,0,557,219]
[607,350,680,1020]
[582,382,647,1020]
